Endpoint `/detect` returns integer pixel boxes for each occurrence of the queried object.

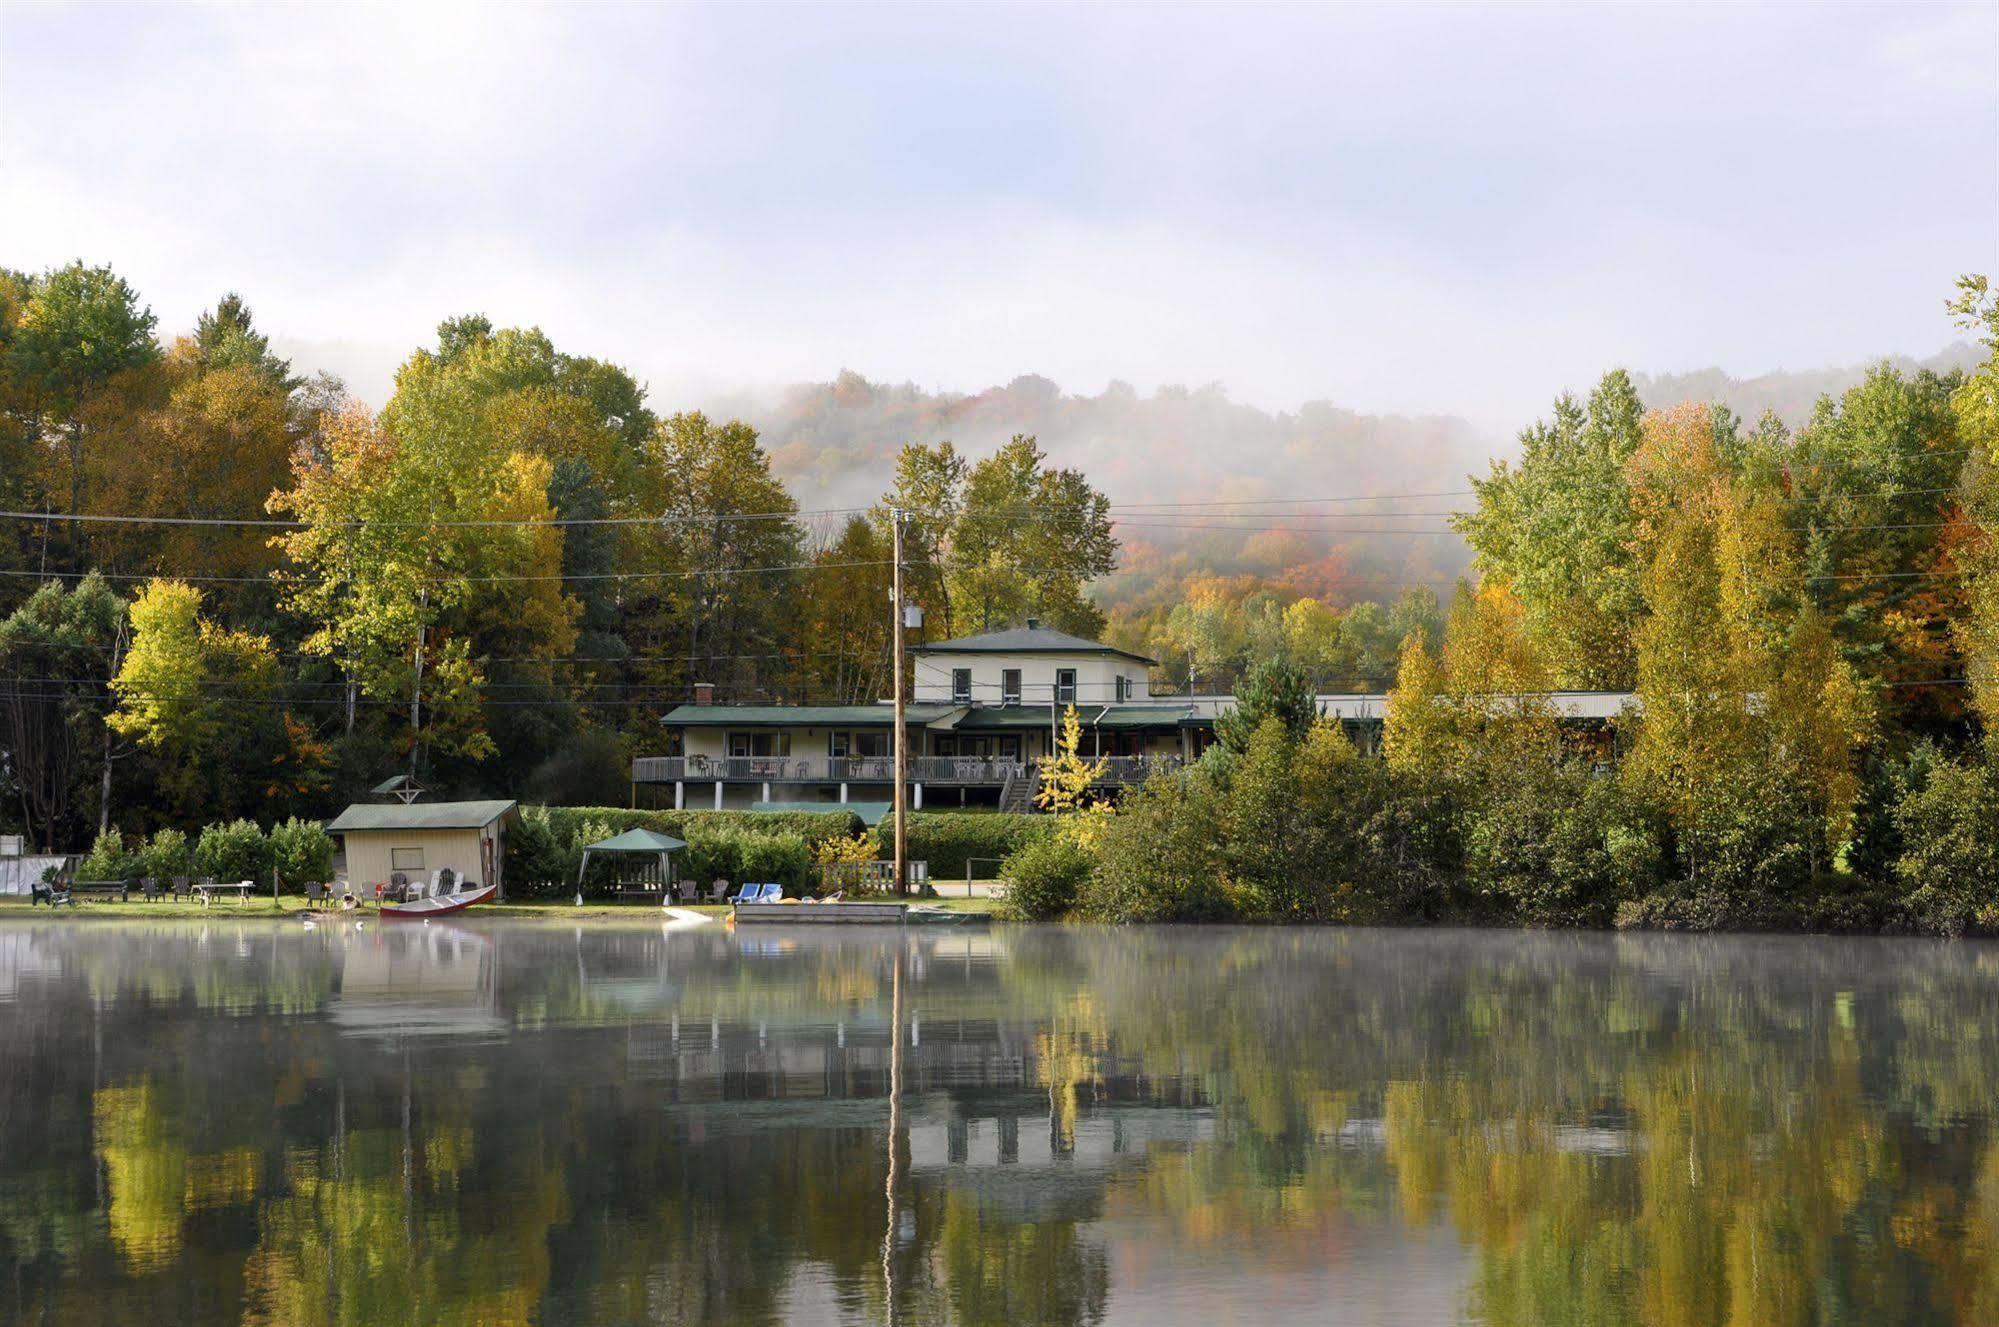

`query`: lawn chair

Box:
[387,871,408,903]
[140,876,160,902]
[436,867,457,894]
[755,882,783,903]
[30,880,74,908]
[728,881,760,904]
[305,880,326,905]
[171,876,192,903]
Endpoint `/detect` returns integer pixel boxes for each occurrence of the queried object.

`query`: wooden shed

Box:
[325,799,516,898]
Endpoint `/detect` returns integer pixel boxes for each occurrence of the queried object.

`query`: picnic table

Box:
[72,879,131,902]
[193,880,256,907]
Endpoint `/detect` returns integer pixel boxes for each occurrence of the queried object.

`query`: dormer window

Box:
[952,668,972,705]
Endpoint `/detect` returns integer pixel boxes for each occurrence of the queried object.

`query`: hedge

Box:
[529,806,863,846]
[504,806,860,899]
[905,812,1054,879]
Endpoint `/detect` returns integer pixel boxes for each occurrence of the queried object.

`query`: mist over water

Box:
[5,919,1997,1325]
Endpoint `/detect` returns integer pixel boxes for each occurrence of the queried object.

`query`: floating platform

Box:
[731,901,908,925]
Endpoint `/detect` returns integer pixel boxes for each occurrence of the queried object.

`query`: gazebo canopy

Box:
[583,828,687,854]
[578,827,686,889]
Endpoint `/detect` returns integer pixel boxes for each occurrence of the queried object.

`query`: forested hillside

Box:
[2,258,1994,879]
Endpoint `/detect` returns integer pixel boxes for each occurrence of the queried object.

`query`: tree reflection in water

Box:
[0,921,1996,1324]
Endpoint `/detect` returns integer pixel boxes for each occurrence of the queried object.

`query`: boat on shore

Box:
[380,882,499,920]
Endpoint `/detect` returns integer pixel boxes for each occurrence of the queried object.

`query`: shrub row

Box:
[505,806,849,899]
[1001,719,1999,935]
[75,818,335,891]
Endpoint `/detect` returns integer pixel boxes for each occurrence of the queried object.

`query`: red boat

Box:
[380,882,499,920]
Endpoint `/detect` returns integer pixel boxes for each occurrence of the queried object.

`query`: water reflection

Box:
[2,921,1997,1324]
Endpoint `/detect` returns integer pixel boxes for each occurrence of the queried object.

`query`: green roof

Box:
[952,704,1195,731]
[661,704,959,727]
[914,624,1157,666]
[326,800,516,833]
[751,801,891,826]
[581,827,686,853]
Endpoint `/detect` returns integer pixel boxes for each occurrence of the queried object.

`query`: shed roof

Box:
[325,800,517,833]
[913,624,1157,666]
[582,827,687,853]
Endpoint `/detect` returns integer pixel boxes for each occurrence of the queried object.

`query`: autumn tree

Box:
[1948,275,1999,751]
[625,412,805,702]
[4,262,159,562]
[271,400,577,776]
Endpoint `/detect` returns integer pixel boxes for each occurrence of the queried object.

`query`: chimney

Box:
[1025,617,1040,631]
[692,681,715,706]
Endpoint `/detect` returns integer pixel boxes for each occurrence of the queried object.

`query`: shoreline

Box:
[0,895,1003,923]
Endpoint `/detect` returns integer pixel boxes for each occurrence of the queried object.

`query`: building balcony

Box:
[631,754,1181,786]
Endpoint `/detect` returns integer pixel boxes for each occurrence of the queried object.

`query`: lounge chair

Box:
[755,882,783,903]
[305,880,326,904]
[728,882,760,904]
[171,876,192,903]
[30,880,73,908]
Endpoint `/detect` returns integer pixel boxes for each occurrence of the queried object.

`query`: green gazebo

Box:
[577,827,687,901]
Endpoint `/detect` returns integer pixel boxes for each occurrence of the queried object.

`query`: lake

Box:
[1,919,1996,1325]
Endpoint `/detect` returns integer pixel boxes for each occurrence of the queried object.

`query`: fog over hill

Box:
[277,335,1982,611]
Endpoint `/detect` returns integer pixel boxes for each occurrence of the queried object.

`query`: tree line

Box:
[0,263,1121,850]
[1008,276,1999,933]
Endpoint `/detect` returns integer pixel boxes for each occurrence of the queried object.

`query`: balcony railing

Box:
[632,754,1183,785]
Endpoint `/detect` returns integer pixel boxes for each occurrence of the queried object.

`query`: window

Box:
[391,847,425,872]
[1115,675,1132,702]
[998,736,1022,762]
[855,731,891,758]
[1001,669,1021,705]
[828,731,850,759]
[1055,668,1077,704]
[663,728,684,757]
[727,732,791,758]
[952,668,972,704]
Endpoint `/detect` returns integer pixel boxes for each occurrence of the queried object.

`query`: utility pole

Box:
[891,507,908,898]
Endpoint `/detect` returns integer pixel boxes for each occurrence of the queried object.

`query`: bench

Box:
[72,880,131,902]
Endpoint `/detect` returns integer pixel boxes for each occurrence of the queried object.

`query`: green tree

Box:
[192,292,298,391]
[1454,370,1647,688]
[0,573,128,847]
[943,435,1117,637]
[1213,657,1317,754]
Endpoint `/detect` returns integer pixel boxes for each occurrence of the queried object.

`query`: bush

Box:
[676,825,814,896]
[1077,772,1234,923]
[1465,770,1663,927]
[79,828,143,883]
[268,817,335,890]
[906,812,1053,879]
[1892,757,1999,935]
[139,828,192,882]
[998,831,1095,921]
[504,805,576,899]
[193,819,270,884]
[532,806,862,848]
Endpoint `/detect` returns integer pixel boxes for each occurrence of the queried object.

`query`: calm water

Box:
[2,919,1997,1326]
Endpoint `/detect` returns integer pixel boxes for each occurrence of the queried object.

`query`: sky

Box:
[2,2,1995,432]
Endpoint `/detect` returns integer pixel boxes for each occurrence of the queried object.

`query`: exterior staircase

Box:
[998,768,1037,814]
